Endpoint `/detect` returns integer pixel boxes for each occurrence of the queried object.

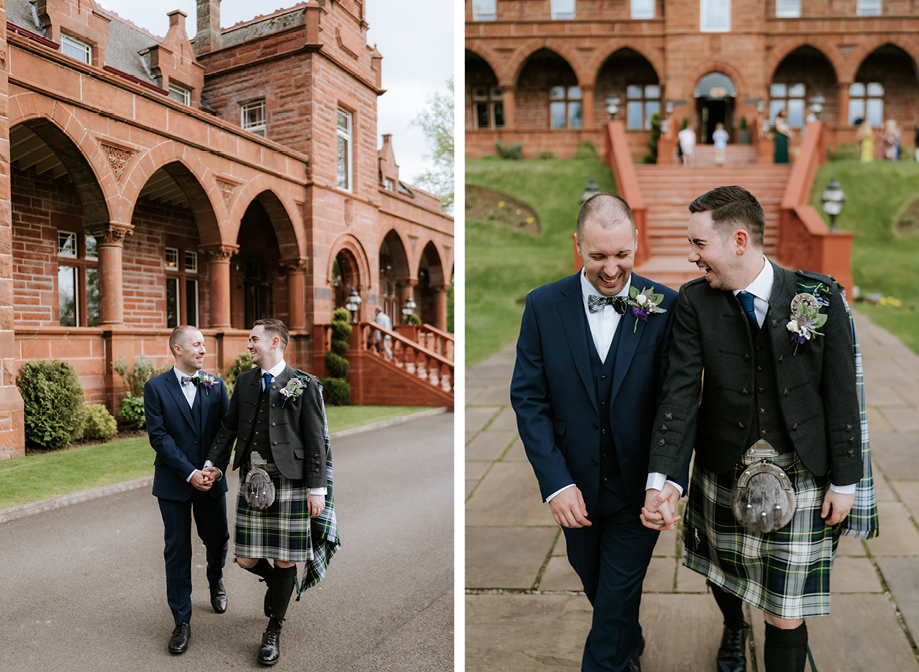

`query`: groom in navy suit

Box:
[144,326,231,655]
[511,194,685,672]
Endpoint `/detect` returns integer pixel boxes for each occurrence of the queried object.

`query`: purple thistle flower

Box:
[632,306,651,321]
[791,333,807,346]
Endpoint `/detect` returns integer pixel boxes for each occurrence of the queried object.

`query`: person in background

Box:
[374,306,393,359]
[857,121,874,163]
[679,123,696,167]
[712,122,729,167]
[773,109,792,164]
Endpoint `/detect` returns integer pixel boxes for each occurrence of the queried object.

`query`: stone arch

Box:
[841,36,919,84]
[415,241,446,327]
[229,177,303,261]
[684,60,748,101]
[118,142,222,246]
[9,94,113,227]
[465,44,503,83]
[586,43,664,88]
[766,38,844,84]
[506,40,587,86]
[327,232,372,293]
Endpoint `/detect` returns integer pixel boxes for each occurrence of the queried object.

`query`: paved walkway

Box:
[466,310,919,671]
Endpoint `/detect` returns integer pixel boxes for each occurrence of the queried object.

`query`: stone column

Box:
[89,224,132,326]
[202,244,238,329]
[432,284,449,332]
[500,86,515,131]
[281,259,307,330]
[581,84,594,131]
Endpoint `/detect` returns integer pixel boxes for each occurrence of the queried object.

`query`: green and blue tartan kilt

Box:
[683,450,842,620]
[234,462,314,563]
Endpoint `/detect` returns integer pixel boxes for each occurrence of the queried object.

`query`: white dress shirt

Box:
[174,366,200,482]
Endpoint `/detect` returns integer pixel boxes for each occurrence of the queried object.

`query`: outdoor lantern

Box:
[345,288,362,323]
[809,92,826,119]
[606,93,620,120]
[579,176,600,206]
[402,296,417,322]
[820,174,846,233]
[756,99,765,114]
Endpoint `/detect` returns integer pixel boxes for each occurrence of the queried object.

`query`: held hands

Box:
[548,486,592,528]
[640,483,682,531]
[307,494,325,518]
[822,489,855,526]
[202,466,222,482]
[190,469,213,492]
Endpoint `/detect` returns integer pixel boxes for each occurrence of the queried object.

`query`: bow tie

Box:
[588,295,628,315]
[181,375,200,387]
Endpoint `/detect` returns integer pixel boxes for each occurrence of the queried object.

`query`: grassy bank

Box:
[0,405,430,510]
[465,157,614,365]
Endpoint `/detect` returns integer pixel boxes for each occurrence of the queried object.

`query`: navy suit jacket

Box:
[145,369,231,501]
[510,272,683,513]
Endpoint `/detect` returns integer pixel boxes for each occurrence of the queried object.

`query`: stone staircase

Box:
[671,143,760,167]
[634,158,792,289]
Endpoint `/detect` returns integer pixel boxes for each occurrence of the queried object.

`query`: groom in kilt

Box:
[641,186,870,672]
[205,318,339,666]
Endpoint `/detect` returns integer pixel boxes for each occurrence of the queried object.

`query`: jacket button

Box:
[600,375,607,381]
[591,460,598,466]
[272,422,276,426]
[847,449,855,457]
[761,430,767,436]
[778,355,784,363]
[771,320,778,328]
[744,353,750,361]
[658,439,666,446]
[846,424,853,431]
[792,423,798,431]
[665,413,673,420]
[849,436,855,443]
[741,388,748,395]
[783,389,789,396]
[758,387,765,393]
[660,424,668,432]
[602,429,607,435]
[737,422,744,429]
[273,441,278,445]
[760,408,766,415]
[593,423,599,430]
[756,365,763,372]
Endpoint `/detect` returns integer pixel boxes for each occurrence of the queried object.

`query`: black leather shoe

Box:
[257,629,281,666]
[628,635,645,672]
[210,579,227,614]
[168,622,190,655]
[716,623,749,672]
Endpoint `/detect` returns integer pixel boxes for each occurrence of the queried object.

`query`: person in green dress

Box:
[773,109,792,164]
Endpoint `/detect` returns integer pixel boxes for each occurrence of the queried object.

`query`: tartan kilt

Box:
[234,462,314,563]
[683,449,842,620]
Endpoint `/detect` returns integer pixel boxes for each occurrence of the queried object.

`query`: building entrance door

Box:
[694,72,737,144]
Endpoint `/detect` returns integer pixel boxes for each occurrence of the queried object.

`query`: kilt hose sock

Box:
[764,622,808,672]
[268,564,298,633]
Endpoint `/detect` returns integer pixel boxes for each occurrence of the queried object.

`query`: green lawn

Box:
[0,405,430,510]
[465,158,615,365]
[808,160,919,353]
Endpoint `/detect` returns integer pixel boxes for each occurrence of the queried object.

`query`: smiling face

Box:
[576,217,637,297]
[173,328,206,375]
[248,324,281,370]
[687,210,749,291]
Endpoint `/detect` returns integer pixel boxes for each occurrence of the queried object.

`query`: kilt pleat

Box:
[683,450,841,620]
[234,462,314,563]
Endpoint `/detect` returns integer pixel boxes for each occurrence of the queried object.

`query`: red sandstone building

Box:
[466,0,919,160]
[0,0,454,458]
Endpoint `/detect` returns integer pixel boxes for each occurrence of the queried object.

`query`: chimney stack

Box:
[195,0,221,54]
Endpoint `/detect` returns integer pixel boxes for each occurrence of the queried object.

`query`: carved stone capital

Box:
[280,258,308,274]
[86,223,133,247]
[200,244,240,264]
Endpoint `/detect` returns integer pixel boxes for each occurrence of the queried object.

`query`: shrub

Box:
[833,143,859,161]
[82,404,118,441]
[537,150,555,160]
[740,115,748,131]
[224,352,255,397]
[573,140,598,160]
[644,111,661,164]
[899,144,914,162]
[113,355,165,398]
[323,351,350,379]
[323,307,352,405]
[495,140,523,160]
[407,313,422,326]
[321,377,351,406]
[118,396,147,429]
[17,360,86,450]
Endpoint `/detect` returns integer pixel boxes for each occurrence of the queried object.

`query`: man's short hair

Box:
[254,318,290,351]
[168,325,199,354]
[576,193,636,241]
[688,185,766,248]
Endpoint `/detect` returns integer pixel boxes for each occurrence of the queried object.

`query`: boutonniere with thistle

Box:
[626,286,667,333]
[279,374,309,407]
[198,372,218,395]
[786,293,827,355]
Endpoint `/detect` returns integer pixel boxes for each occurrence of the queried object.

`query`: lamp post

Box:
[344,288,362,324]
[606,93,620,121]
[402,296,416,324]
[579,176,600,206]
[809,92,825,120]
[820,173,846,233]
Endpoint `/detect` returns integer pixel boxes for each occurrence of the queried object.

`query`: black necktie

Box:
[738,291,760,335]
[588,295,628,315]
[181,375,199,387]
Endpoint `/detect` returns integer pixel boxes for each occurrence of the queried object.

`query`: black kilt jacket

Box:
[206,365,327,487]
[648,262,862,486]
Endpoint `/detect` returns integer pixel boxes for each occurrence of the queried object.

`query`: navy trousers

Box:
[158,490,229,625]
[563,480,660,672]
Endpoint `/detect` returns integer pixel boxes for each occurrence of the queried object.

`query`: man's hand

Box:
[307,494,325,518]
[202,466,222,482]
[640,483,681,531]
[549,486,591,528]
[822,489,855,526]
[190,470,213,492]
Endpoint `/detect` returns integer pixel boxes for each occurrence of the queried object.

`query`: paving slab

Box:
[676,563,709,593]
[867,406,895,433]
[873,468,897,502]
[539,556,583,591]
[465,462,552,527]
[465,527,557,590]
[465,429,517,461]
[652,528,679,557]
[890,480,919,521]
[830,556,884,593]
[503,437,528,461]
[751,594,919,672]
[466,406,502,433]
[643,557,677,593]
[487,406,520,431]
[466,386,486,404]
[865,382,912,406]
[465,461,491,481]
[893,384,919,407]
[865,502,919,557]
[877,557,919,645]
[473,385,512,406]
[837,532,868,557]
[882,408,919,433]
[554,532,567,557]
[870,433,919,480]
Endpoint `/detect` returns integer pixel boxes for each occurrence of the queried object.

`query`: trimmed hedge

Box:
[17,360,86,450]
[82,404,118,441]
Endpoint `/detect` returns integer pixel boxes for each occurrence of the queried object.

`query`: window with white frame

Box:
[337,109,353,191]
[627,85,661,130]
[550,86,582,129]
[776,0,801,17]
[472,87,505,129]
[472,0,496,20]
[168,84,191,105]
[700,0,730,32]
[165,247,199,328]
[551,0,575,19]
[61,35,92,63]
[770,83,806,127]
[631,0,655,19]
[58,231,100,327]
[241,100,267,137]
[848,82,884,126]
[857,0,882,15]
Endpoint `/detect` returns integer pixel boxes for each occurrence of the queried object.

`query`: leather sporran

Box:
[244,452,276,510]
[731,441,796,534]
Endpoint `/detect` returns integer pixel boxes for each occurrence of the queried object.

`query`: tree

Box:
[411,78,454,215]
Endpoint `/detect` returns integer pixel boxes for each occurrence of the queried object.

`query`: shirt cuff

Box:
[646,472,684,497]
[545,484,576,503]
[309,487,328,496]
[829,482,857,495]
[186,469,197,483]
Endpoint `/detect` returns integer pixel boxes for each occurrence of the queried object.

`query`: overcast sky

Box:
[96,0,454,184]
